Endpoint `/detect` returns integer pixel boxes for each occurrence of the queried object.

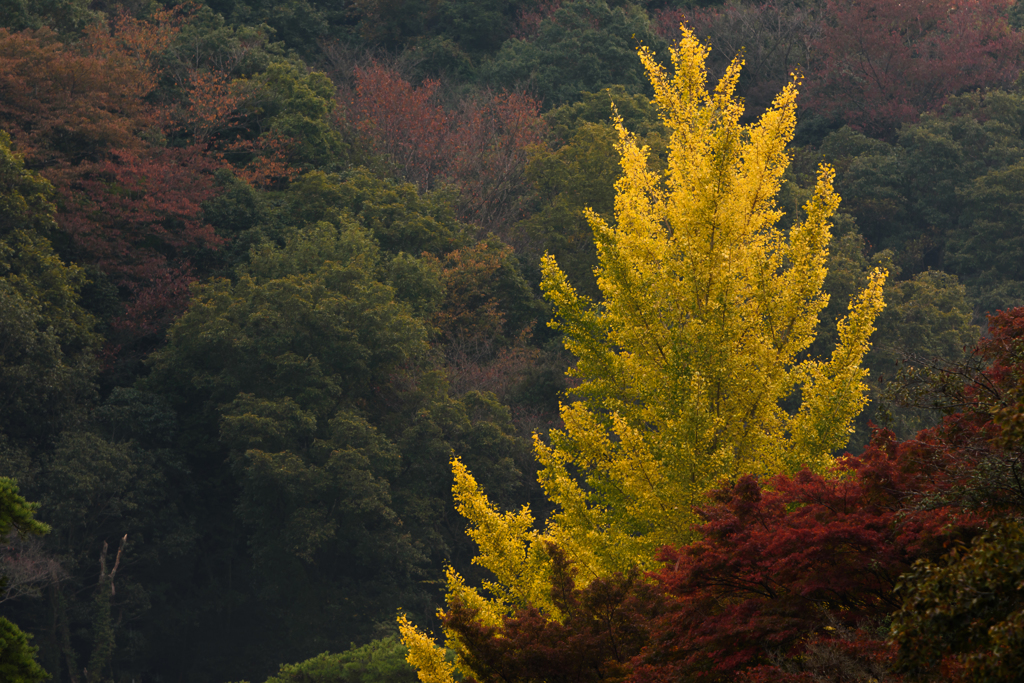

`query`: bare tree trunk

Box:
[86,535,126,683]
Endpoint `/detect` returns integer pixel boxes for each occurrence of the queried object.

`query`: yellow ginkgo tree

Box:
[400,26,886,683]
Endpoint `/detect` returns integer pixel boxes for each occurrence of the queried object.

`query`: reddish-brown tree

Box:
[347,62,451,189]
[630,432,986,683]
[807,0,1024,138]
[344,62,543,236]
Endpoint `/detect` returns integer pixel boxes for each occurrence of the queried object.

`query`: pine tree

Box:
[401,26,886,683]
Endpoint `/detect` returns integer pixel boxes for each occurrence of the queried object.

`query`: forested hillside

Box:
[1,1,1023,682]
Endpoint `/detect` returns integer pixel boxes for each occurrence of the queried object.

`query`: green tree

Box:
[0,478,50,683]
[892,518,1024,682]
[145,191,530,676]
[148,216,433,590]
[481,0,667,108]
[401,27,886,683]
[235,636,418,683]
[250,61,348,171]
[0,129,99,480]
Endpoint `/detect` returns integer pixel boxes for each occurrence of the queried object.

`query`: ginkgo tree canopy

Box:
[402,25,886,683]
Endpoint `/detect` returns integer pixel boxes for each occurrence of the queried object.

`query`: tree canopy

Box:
[3,0,1023,680]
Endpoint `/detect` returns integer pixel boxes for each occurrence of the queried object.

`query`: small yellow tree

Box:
[401,27,886,683]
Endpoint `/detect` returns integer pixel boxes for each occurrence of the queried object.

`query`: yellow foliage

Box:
[401,25,886,680]
[397,615,456,683]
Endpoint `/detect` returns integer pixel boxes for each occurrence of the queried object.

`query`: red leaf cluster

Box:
[632,431,986,682]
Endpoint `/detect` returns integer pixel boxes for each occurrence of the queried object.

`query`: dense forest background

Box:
[2,0,1024,681]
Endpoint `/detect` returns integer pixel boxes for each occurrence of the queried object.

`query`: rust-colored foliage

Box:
[429,241,512,344]
[169,68,300,187]
[0,24,163,162]
[0,12,220,338]
[57,147,222,334]
[0,10,303,341]
[345,62,544,234]
[807,0,1024,137]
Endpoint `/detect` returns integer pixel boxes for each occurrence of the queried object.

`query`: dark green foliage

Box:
[0,131,98,468]
[870,269,979,438]
[892,519,1024,682]
[254,62,349,171]
[269,636,417,683]
[1,128,196,683]
[157,4,282,81]
[433,0,521,56]
[151,218,431,569]
[202,0,333,59]
[0,617,48,683]
[305,169,468,256]
[482,0,667,108]
[230,169,470,264]
[0,479,50,683]
[821,90,1024,312]
[0,0,98,33]
[948,160,1024,312]
[204,170,265,246]
[801,221,978,443]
